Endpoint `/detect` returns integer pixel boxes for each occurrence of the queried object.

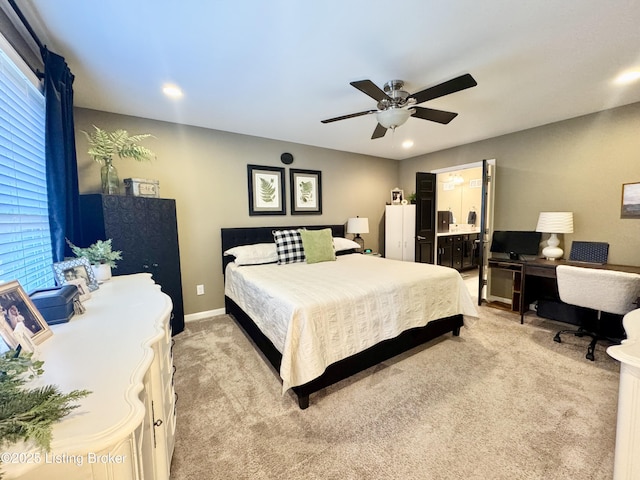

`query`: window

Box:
[0,33,53,293]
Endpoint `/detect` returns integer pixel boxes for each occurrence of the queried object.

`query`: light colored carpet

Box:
[169,303,620,480]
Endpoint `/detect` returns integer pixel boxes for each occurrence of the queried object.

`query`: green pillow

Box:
[299,228,336,264]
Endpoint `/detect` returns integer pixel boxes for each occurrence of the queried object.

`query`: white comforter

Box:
[225,254,478,392]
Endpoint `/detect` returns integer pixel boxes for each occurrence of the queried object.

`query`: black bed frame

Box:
[221,225,464,409]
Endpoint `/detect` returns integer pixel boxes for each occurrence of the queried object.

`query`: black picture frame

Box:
[290,168,322,215]
[247,164,286,216]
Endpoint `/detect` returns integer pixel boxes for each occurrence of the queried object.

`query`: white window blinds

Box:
[0,34,54,293]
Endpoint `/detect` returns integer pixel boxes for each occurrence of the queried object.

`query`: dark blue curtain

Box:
[41,47,80,262]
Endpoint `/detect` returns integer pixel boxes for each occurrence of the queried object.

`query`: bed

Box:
[222,225,478,409]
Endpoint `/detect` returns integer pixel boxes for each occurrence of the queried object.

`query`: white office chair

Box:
[554,265,640,361]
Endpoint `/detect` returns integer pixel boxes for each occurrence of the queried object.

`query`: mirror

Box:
[436,166,483,233]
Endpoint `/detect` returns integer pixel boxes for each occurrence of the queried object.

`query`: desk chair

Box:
[554,265,640,361]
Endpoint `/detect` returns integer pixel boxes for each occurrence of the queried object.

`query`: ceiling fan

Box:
[321,73,477,139]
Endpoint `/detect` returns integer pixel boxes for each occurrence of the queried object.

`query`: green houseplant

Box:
[81,125,156,195]
[0,351,90,477]
[66,239,122,282]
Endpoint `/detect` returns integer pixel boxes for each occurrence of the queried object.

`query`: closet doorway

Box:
[429,159,495,305]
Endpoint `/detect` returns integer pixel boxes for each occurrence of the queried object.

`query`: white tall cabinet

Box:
[4,274,176,480]
[385,204,416,261]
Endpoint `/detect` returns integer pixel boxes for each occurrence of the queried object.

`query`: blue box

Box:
[29,285,79,325]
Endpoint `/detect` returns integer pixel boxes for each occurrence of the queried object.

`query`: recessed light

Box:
[402,140,414,149]
[162,84,183,98]
[614,71,640,85]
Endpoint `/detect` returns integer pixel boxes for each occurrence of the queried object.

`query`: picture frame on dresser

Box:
[53,257,99,291]
[0,280,53,349]
[290,168,322,215]
[247,164,286,215]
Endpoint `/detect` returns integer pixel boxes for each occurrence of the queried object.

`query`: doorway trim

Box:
[431,159,496,305]
[430,160,487,175]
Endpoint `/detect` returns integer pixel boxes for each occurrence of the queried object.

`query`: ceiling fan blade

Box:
[350,80,391,102]
[409,73,477,105]
[411,106,458,124]
[371,123,387,139]
[321,109,377,124]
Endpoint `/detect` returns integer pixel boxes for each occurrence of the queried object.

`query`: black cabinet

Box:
[437,233,479,271]
[78,194,185,335]
[437,236,454,267]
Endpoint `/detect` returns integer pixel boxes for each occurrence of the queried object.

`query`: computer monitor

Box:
[490,231,541,260]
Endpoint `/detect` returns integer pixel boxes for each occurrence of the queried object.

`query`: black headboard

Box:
[221,224,346,273]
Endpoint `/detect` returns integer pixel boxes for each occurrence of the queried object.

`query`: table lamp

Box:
[346,217,369,251]
[536,211,574,260]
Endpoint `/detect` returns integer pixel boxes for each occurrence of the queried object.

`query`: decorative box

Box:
[29,285,79,325]
[124,178,160,198]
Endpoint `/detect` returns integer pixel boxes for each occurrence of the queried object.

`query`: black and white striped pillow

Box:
[273,229,305,264]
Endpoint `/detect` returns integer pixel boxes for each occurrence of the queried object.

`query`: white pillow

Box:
[224,243,278,266]
[333,237,361,252]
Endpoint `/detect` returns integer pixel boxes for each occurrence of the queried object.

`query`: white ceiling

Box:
[16,0,640,160]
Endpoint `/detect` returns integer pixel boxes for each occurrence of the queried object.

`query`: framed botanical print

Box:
[621,182,640,218]
[247,164,286,215]
[290,168,322,215]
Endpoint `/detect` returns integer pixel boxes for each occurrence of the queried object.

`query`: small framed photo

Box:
[391,188,404,205]
[0,280,53,349]
[52,257,99,292]
[621,182,640,218]
[247,164,286,216]
[290,168,322,215]
[66,278,91,302]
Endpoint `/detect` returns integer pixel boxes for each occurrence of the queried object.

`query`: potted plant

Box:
[81,125,156,195]
[0,350,90,476]
[66,239,122,282]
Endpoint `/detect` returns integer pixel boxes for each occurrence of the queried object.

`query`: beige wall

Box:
[399,102,640,266]
[74,108,399,315]
[75,101,640,315]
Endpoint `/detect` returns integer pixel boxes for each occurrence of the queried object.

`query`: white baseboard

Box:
[184,307,226,323]
[487,295,512,305]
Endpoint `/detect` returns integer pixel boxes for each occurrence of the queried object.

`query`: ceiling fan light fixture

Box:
[376,108,411,129]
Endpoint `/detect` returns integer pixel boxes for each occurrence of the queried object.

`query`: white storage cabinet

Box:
[385,204,416,261]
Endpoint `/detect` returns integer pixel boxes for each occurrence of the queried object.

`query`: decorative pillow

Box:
[300,228,336,264]
[273,229,306,264]
[333,237,361,252]
[223,243,278,266]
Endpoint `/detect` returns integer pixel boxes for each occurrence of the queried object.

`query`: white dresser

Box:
[607,308,640,480]
[3,274,176,480]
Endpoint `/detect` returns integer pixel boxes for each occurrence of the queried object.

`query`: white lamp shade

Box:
[376,108,411,129]
[535,212,574,234]
[346,217,369,234]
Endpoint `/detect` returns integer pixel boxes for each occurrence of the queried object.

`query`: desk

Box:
[488,258,640,323]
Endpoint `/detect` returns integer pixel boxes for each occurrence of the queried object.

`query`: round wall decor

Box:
[280,152,294,165]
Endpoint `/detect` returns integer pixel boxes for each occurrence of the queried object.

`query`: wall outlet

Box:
[196,284,205,295]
